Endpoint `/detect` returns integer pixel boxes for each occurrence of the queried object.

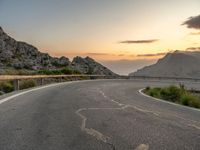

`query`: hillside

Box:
[130,50,200,78]
[0,26,116,75]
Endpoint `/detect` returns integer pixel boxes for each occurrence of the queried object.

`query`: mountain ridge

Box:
[129,50,200,78]
[0,27,117,76]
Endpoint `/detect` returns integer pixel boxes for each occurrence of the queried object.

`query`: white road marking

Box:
[188,124,200,130]
[139,88,200,129]
[0,79,129,106]
[0,82,68,105]
[135,144,149,150]
[76,108,110,143]
[138,88,200,112]
[100,90,159,116]
[75,89,158,148]
[0,79,99,105]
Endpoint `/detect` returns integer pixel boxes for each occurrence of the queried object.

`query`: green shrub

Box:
[148,87,161,98]
[180,93,200,108]
[19,80,37,90]
[145,85,200,109]
[0,91,4,95]
[72,70,81,74]
[61,68,73,74]
[145,86,150,91]
[160,86,181,103]
[185,95,200,108]
[0,81,14,93]
[144,87,161,98]
[37,68,81,75]
[180,94,190,106]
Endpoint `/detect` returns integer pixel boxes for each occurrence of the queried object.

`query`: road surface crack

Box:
[75,89,152,149]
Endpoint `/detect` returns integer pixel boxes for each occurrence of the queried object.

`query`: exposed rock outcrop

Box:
[72,56,117,75]
[0,27,70,70]
[0,26,116,75]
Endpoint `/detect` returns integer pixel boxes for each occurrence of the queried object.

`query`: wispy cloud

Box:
[137,52,166,57]
[118,54,124,56]
[85,53,113,56]
[119,39,159,44]
[186,47,200,51]
[190,32,200,35]
[182,14,200,29]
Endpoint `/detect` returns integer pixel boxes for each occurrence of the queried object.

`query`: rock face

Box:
[130,50,200,78]
[72,56,117,75]
[0,26,116,75]
[0,27,70,70]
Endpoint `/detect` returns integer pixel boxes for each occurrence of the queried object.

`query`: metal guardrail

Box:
[1,74,200,91]
[129,76,200,82]
[0,74,113,91]
[0,74,108,81]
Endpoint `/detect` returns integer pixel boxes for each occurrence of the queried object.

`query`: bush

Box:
[145,87,160,97]
[145,86,150,91]
[145,85,200,109]
[181,94,200,108]
[0,91,4,95]
[37,68,81,75]
[19,80,37,90]
[0,81,14,93]
[180,94,190,106]
[72,70,81,74]
[160,86,181,103]
[61,68,73,74]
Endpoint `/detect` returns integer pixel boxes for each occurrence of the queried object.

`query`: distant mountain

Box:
[0,26,116,75]
[129,50,200,78]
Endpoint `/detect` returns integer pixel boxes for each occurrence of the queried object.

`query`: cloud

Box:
[186,47,200,51]
[182,14,200,29]
[190,32,200,35]
[85,53,113,56]
[137,52,166,57]
[119,39,159,44]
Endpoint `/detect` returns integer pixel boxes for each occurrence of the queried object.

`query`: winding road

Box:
[0,79,199,150]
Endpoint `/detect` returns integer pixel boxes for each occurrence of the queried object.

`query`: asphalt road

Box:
[0,79,199,150]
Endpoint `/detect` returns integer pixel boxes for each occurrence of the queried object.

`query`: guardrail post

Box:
[40,78,44,85]
[13,79,19,91]
[57,77,61,82]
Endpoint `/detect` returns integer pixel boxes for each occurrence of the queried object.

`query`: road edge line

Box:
[0,79,112,105]
[138,88,200,112]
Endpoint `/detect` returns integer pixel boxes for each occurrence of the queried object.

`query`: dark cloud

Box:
[182,15,200,29]
[137,52,166,57]
[119,39,159,44]
[186,47,200,51]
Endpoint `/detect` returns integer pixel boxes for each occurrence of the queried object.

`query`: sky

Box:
[0,0,200,74]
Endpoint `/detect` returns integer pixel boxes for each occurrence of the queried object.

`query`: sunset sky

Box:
[0,0,200,74]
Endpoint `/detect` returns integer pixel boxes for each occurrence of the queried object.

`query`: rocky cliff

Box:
[72,56,116,75]
[0,26,116,75]
[130,50,200,78]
